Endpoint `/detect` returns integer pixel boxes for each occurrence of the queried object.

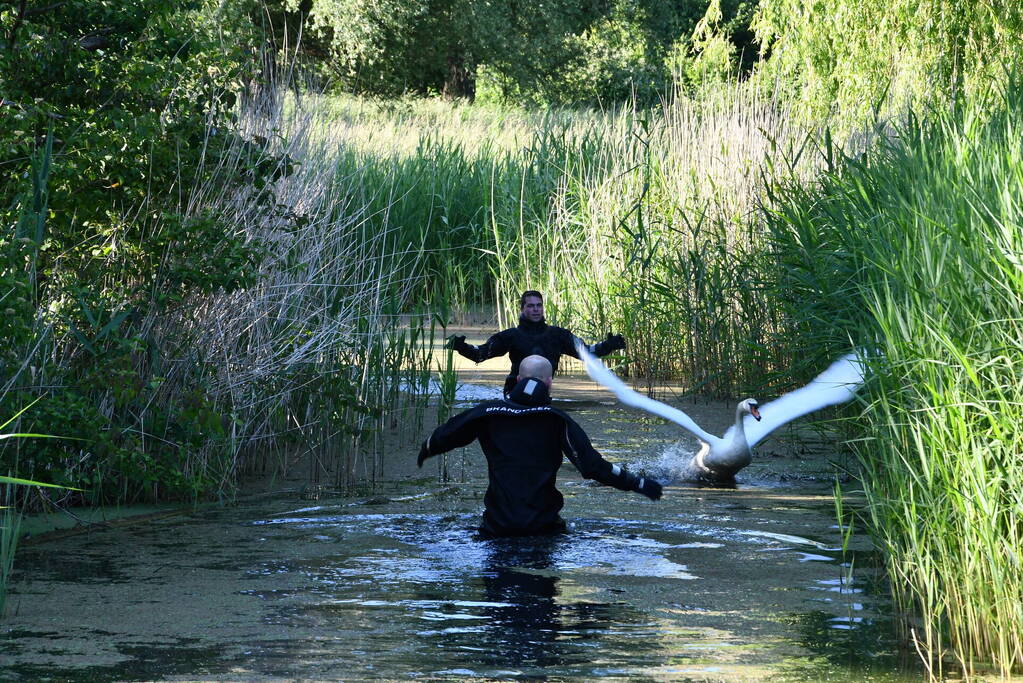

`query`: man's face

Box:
[521,296,544,322]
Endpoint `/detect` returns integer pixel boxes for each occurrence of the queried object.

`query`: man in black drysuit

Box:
[417,355,663,537]
[445,290,626,395]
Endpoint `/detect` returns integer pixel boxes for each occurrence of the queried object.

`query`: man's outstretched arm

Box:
[444,330,511,364]
[561,419,662,500]
[417,408,481,467]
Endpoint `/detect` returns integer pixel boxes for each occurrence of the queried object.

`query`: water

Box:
[1,397,922,681]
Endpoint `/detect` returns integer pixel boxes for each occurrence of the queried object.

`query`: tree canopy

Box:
[288,0,759,103]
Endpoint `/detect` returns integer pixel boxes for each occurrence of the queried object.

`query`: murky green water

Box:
[2,400,924,681]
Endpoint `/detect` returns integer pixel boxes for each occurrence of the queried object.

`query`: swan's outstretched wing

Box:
[739,352,865,447]
[575,341,719,444]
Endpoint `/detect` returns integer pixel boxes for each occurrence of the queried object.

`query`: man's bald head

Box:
[518,355,553,384]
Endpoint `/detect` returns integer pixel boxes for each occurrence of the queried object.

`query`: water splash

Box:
[625,441,705,483]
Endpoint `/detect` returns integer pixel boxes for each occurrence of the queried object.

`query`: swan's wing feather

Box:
[740,352,865,447]
[574,341,719,444]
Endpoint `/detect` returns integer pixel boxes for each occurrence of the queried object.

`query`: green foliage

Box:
[298,0,604,99]
[762,83,1023,674]
[0,1,278,504]
[552,0,670,104]
[0,1,264,306]
[297,0,760,105]
[682,0,736,88]
[752,0,1023,123]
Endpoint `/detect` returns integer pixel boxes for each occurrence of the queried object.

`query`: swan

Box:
[574,341,865,481]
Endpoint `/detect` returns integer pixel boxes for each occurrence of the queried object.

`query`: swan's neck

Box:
[732,404,749,442]
[694,402,752,480]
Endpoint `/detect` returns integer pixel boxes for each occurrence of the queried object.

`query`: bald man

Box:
[417,355,662,538]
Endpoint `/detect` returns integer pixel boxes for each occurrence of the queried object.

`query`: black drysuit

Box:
[451,317,623,394]
[418,376,661,537]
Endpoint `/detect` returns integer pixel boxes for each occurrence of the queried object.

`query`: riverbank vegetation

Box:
[0,0,437,509]
[765,89,1023,678]
[3,0,1023,676]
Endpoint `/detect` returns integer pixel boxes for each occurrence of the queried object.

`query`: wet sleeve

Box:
[419,408,481,463]
[565,332,623,360]
[587,333,626,358]
[453,330,510,364]
[560,418,646,493]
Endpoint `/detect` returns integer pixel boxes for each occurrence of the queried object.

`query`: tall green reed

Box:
[310,85,825,397]
[0,483,19,618]
[0,472,78,617]
[0,402,80,617]
[763,86,1023,676]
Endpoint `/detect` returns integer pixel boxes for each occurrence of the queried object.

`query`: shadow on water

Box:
[433,535,658,679]
[1,502,926,682]
[3,638,226,683]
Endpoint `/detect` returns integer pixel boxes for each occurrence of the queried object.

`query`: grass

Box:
[301,84,831,396]
[763,84,1023,676]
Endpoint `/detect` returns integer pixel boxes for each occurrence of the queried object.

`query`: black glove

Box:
[417,442,430,468]
[604,333,626,352]
[635,477,662,501]
[444,334,467,351]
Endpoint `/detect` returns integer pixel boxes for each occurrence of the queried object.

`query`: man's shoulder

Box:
[479,400,562,418]
[480,401,580,425]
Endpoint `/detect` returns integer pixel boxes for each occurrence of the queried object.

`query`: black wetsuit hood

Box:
[505,376,552,407]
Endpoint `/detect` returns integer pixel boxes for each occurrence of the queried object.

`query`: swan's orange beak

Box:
[750,405,762,421]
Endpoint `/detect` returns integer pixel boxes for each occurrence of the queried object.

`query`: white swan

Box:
[574,341,866,481]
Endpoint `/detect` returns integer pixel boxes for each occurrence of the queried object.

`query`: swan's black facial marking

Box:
[749,402,762,421]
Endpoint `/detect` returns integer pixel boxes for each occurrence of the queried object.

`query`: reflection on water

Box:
[781,608,909,680]
[233,510,916,681]
[434,535,675,678]
[4,482,922,681]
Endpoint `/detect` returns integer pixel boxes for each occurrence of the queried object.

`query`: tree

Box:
[295,0,611,100]
[751,0,1023,121]
[293,0,761,104]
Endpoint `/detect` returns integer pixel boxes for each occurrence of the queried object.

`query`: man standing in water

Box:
[417,355,663,537]
[446,290,626,395]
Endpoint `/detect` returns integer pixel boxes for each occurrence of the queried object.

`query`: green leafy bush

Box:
[0,1,278,503]
[295,0,758,105]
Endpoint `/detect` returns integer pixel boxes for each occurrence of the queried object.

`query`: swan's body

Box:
[574,342,865,481]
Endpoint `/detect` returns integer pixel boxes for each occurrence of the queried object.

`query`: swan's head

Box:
[738,398,761,421]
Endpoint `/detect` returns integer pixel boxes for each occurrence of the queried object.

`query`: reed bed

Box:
[764,87,1023,676]
[304,85,829,396]
[0,89,441,505]
[153,93,441,493]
